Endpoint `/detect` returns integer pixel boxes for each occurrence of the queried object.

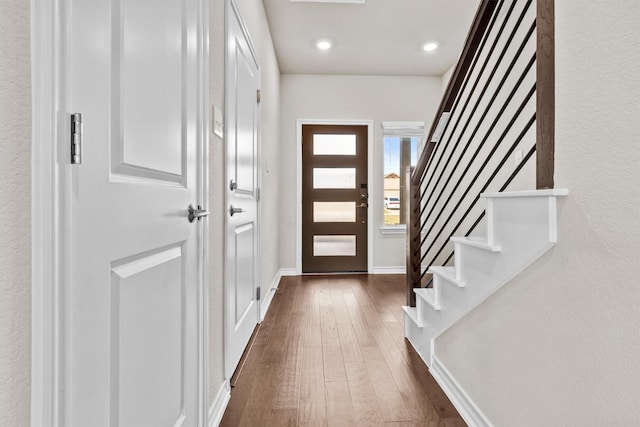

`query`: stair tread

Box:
[414,288,440,310]
[428,266,465,287]
[481,189,569,199]
[451,236,501,252]
[402,306,423,327]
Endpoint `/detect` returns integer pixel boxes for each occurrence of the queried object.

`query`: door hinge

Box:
[71,113,82,164]
[256,187,261,202]
[256,286,261,300]
[257,89,261,104]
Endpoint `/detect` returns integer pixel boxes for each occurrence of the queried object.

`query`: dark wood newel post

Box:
[406,166,420,307]
[536,0,555,189]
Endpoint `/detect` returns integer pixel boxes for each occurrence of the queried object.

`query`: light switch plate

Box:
[212,105,223,138]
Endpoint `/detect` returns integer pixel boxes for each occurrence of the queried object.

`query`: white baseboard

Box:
[430,355,492,427]
[208,381,231,427]
[372,266,405,274]
[279,268,297,276]
[260,269,280,321]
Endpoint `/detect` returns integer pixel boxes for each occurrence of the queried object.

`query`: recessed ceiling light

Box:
[316,40,332,50]
[422,42,439,52]
[291,0,365,3]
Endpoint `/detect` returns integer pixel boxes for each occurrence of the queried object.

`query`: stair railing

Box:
[406,0,555,307]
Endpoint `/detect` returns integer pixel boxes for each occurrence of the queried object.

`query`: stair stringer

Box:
[403,189,568,367]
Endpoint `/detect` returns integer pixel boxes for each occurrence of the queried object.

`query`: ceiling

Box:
[262,0,480,77]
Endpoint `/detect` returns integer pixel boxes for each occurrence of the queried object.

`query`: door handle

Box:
[359,202,368,208]
[188,204,210,223]
[229,205,244,216]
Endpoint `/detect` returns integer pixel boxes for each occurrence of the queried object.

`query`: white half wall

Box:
[279,74,442,272]
[434,1,640,425]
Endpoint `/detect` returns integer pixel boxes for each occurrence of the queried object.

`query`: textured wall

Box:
[279,74,442,271]
[0,0,31,425]
[434,1,640,425]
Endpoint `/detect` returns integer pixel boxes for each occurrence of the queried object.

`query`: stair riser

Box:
[488,196,558,246]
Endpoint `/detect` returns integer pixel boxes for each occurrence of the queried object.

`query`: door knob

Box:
[188,204,210,223]
[229,205,244,216]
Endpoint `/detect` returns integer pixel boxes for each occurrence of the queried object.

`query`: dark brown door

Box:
[302,124,368,273]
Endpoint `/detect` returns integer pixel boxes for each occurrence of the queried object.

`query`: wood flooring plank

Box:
[236,361,281,427]
[261,327,288,363]
[298,348,328,426]
[325,381,357,426]
[344,361,385,426]
[330,284,352,323]
[361,346,412,423]
[320,304,340,348]
[272,313,304,410]
[219,344,266,427]
[337,321,363,362]
[322,346,347,383]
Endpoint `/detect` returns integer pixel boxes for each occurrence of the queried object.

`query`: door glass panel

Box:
[313,134,356,155]
[313,235,356,256]
[313,168,356,189]
[313,202,356,223]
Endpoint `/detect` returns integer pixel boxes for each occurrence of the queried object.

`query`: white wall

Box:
[434,1,640,425]
[279,74,442,271]
[0,0,31,425]
[207,0,226,409]
[208,0,281,410]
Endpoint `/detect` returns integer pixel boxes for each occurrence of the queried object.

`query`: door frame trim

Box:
[30,1,210,424]
[296,119,374,275]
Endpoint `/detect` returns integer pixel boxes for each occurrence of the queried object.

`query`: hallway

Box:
[220,275,465,426]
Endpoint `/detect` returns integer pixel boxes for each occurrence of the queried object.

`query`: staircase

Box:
[403,189,568,366]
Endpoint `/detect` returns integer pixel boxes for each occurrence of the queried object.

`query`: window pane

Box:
[313,168,356,189]
[314,202,356,222]
[383,136,418,225]
[313,235,356,256]
[313,134,356,155]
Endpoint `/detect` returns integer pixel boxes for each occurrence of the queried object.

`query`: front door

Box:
[225,0,261,379]
[302,125,369,273]
[66,0,204,425]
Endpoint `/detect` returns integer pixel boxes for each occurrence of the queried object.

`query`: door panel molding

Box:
[296,119,374,275]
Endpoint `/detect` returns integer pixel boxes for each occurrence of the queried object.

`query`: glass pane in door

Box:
[313,134,356,155]
[313,168,356,189]
[313,235,357,256]
[313,202,356,222]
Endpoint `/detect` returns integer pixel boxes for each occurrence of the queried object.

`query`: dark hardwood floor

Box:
[220,274,466,427]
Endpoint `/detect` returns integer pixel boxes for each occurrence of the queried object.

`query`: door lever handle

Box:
[188,204,210,223]
[229,205,244,216]
[359,202,368,208]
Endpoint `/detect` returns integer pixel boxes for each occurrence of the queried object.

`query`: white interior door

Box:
[225,0,260,379]
[66,0,204,425]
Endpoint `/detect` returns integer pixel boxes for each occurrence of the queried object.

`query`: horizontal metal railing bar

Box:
[417,94,536,267]
[417,0,509,194]
[411,0,500,186]
[430,144,537,269]
[417,1,534,225]
[416,53,536,254]
[418,112,536,268]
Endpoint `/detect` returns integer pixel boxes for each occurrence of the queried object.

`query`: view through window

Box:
[383,136,418,225]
